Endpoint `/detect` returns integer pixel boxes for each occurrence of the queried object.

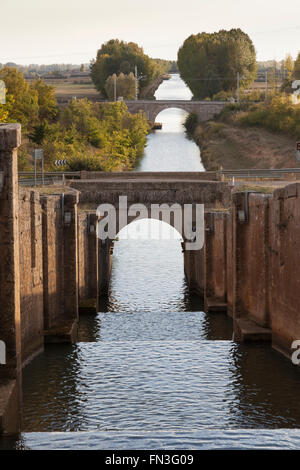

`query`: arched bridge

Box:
[125,100,226,122]
[70,171,230,219]
[69,172,231,294]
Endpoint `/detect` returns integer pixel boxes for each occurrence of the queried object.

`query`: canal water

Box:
[5,74,300,450]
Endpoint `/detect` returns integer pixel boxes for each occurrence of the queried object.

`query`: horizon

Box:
[1,0,300,65]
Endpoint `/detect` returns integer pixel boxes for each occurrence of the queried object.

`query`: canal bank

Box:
[187,113,297,171]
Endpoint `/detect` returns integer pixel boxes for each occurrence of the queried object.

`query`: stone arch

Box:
[96,210,186,296]
[115,215,184,241]
[150,105,192,123]
[125,100,226,123]
[97,204,187,242]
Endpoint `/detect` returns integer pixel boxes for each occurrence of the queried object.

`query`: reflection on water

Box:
[136,74,203,171]
[155,74,193,101]
[21,340,300,434]
[107,239,188,313]
[6,73,300,450]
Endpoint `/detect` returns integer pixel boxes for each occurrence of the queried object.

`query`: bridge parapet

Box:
[79,171,220,181]
[124,100,226,122]
[69,174,230,209]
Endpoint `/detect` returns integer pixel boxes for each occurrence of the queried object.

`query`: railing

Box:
[19,171,81,186]
[17,168,300,187]
[220,168,300,179]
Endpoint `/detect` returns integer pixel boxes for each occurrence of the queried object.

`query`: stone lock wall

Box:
[77,212,98,313]
[0,170,93,432]
[184,186,300,362]
[18,190,98,353]
[17,191,83,347]
[183,211,228,312]
[40,195,64,331]
[19,189,44,365]
[269,184,300,358]
[183,248,205,297]
[204,212,228,312]
[226,211,234,318]
[231,192,272,329]
[228,188,300,350]
[0,124,22,434]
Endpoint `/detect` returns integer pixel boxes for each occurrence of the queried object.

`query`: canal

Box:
[4,74,300,450]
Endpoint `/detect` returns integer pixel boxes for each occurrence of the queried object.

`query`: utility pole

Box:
[237,72,240,103]
[265,71,268,101]
[113,74,117,102]
[135,65,138,100]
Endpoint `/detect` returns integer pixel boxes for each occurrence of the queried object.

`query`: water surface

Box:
[136,74,203,172]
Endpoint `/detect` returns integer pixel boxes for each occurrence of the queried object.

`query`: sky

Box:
[1,0,300,64]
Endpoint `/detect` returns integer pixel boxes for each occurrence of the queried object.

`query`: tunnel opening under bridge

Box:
[152,107,191,130]
[97,217,202,313]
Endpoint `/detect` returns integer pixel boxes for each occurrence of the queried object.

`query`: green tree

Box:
[0,92,15,123]
[177,29,257,99]
[0,68,58,132]
[267,63,277,94]
[151,59,178,74]
[285,54,294,80]
[0,104,8,123]
[30,79,58,121]
[105,72,136,100]
[29,121,49,145]
[293,52,300,80]
[42,99,149,171]
[0,67,39,131]
[60,98,103,147]
[90,39,156,97]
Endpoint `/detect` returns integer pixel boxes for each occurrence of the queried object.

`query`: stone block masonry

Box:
[231,192,272,341]
[184,191,274,341]
[0,124,98,434]
[41,192,80,343]
[204,212,228,313]
[19,189,44,365]
[184,186,300,362]
[77,212,98,314]
[183,247,205,297]
[125,100,226,123]
[186,193,270,337]
[183,211,228,312]
[269,184,300,359]
[40,194,64,331]
[0,124,22,434]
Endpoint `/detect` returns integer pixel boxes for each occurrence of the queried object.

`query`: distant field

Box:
[27,76,101,103]
[246,81,282,91]
[26,77,283,104]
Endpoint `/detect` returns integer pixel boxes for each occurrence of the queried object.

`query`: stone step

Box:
[234,317,272,342]
[205,298,227,313]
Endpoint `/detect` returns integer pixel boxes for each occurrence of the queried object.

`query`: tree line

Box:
[1,32,300,173]
[0,66,149,171]
[177,29,257,99]
[90,39,176,100]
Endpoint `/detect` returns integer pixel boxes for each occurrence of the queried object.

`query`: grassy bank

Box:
[139,74,170,99]
[185,98,299,170]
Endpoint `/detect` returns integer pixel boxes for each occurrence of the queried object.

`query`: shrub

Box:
[184,113,198,136]
[239,95,300,137]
